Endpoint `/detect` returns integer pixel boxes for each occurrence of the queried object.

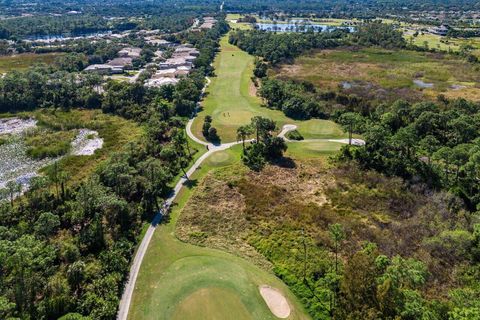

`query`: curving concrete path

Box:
[278,124,365,146]
[117,78,365,320]
[117,76,246,320]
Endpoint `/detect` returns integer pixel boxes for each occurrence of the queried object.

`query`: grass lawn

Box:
[0,53,62,73]
[192,35,347,143]
[226,14,253,30]
[129,144,310,320]
[285,141,344,159]
[296,119,348,140]
[275,47,480,102]
[406,32,480,56]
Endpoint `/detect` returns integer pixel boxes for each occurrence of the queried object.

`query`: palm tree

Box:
[236,125,254,151]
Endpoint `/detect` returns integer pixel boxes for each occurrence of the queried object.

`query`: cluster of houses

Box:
[84,46,141,74]
[145,44,200,87]
[192,16,217,31]
[428,25,450,36]
[82,16,217,87]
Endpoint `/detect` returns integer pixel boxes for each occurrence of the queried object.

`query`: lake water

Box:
[24,30,113,41]
[255,23,354,33]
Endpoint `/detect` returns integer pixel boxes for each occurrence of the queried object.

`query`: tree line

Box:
[228,29,348,65]
[0,18,228,320]
[338,98,480,210]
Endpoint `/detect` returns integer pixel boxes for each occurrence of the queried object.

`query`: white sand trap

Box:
[71,129,104,156]
[259,285,291,318]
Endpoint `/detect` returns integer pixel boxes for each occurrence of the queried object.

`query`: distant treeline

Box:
[0,13,195,40]
[2,0,480,24]
[229,29,348,64]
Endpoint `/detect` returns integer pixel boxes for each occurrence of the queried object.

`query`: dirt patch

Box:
[259,285,291,318]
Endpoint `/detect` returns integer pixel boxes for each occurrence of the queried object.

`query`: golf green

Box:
[128,146,310,320]
[192,35,349,144]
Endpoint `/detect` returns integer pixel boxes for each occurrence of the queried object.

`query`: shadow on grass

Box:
[183,178,199,189]
[271,156,297,169]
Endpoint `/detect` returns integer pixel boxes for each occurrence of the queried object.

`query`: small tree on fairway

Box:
[202,115,212,138]
[251,116,275,143]
[242,117,287,171]
[237,125,254,151]
[338,112,364,145]
[208,127,220,143]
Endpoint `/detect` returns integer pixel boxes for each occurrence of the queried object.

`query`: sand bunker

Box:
[259,285,291,318]
[71,129,103,156]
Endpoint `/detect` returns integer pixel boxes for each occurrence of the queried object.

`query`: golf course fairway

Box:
[127,30,352,320]
[191,35,350,143]
[128,145,310,320]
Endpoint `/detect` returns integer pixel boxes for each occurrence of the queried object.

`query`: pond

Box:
[24,30,116,42]
[255,22,354,33]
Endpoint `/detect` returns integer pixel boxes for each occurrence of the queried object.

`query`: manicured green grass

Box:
[0,53,62,73]
[296,119,348,139]
[286,141,344,159]
[171,287,252,320]
[406,32,480,56]
[192,35,346,143]
[129,144,310,320]
[226,14,253,30]
[275,47,480,102]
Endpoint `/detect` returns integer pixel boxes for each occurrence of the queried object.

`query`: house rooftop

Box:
[118,47,142,58]
[108,57,133,67]
[145,77,179,87]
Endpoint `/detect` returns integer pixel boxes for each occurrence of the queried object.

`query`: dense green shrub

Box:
[285,129,304,140]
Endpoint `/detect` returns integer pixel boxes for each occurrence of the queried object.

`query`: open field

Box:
[407,32,480,55]
[275,47,480,102]
[226,14,253,30]
[129,144,310,320]
[192,35,349,143]
[0,53,62,73]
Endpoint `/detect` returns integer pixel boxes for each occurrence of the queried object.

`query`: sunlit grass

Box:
[0,53,62,73]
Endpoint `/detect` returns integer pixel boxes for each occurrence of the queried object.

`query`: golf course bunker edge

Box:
[259,285,291,318]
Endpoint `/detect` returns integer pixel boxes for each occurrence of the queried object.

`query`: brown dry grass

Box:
[275,47,480,103]
[176,158,471,299]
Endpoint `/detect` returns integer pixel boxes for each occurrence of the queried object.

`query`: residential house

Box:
[145,77,179,87]
[84,64,124,74]
[159,57,192,69]
[118,47,142,58]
